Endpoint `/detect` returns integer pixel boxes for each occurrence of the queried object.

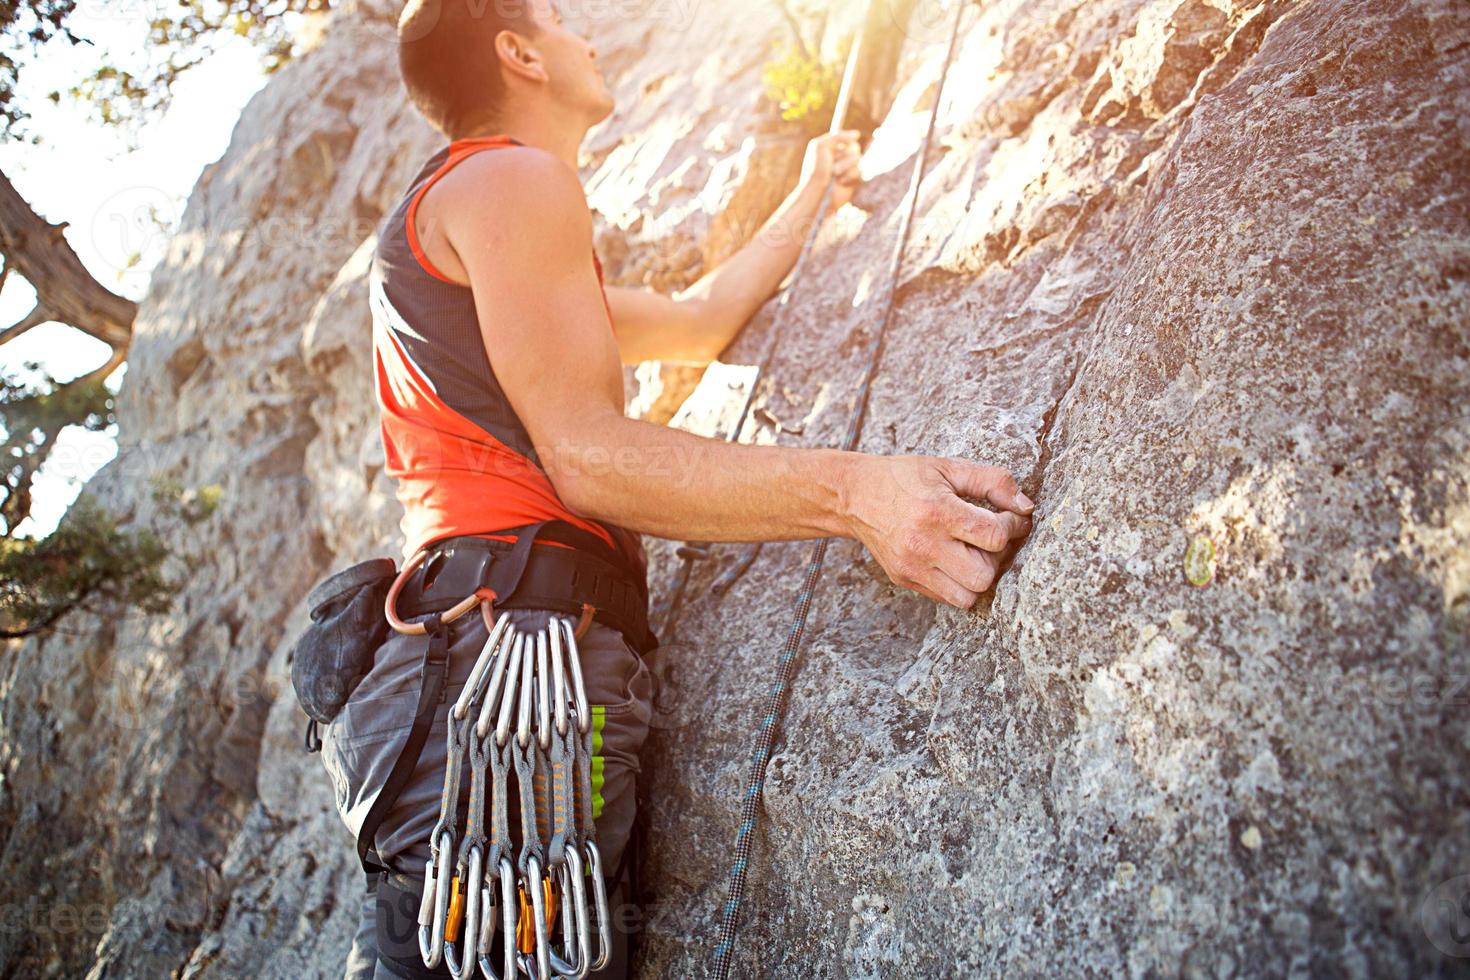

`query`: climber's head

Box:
[397,0,614,140]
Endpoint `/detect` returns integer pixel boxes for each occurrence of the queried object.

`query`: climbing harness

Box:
[341,519,652,979]
[652,24,870,638]
[707,3,976,976]
[409,610,609,979]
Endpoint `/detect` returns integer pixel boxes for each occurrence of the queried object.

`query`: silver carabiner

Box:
[495,632,526,748]
[545,866,578,978]
[454,611,514,721]
[549,617,570,738]
[475,623,520,741]
[535,625,552,750]
[445,843,486,980]
[419,828,455,969]
[515,635,536,749]
[479,856,518,980]
[472,879,495,978]
[559,618,591,735]
[416,856,438,965]
[525,855,553,980]
[547,847,591,979]
[584,841,613,973]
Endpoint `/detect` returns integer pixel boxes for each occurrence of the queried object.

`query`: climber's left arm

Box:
[605,130,862,366]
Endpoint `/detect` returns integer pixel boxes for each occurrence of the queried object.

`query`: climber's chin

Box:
[590,91,615,125]
[586,75,615,125]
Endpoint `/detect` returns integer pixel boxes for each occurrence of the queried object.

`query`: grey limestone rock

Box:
[0,0,1464,976]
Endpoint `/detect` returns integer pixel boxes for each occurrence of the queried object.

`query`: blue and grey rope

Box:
[709,4,971,975]
[653,173,840,639]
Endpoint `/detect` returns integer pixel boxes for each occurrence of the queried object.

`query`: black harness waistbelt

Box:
[400,525,655,654]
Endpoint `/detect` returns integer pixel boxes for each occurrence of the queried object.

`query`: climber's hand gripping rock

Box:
[842,455,1034,608]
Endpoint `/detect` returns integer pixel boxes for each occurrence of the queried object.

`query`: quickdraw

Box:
[411,609,609,980]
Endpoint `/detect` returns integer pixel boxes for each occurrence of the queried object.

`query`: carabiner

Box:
[559,618,591,735]
[584,841,613,973]
[475,623,520,742]
[525,855,553,980]
[416,856,438,965]
[549,617,570,738]
[419,829,455,969]
[454,612,514,722]
[479,856,518,980]
[445,844,486,980]
[386,549,481,636]
[495,632,526,748]
[534,625,552,750]
[515,635,536,749]
[547,849,591,979]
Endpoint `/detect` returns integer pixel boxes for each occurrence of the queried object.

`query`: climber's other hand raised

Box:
[798,129,863,210]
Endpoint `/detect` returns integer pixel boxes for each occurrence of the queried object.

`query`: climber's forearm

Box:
[672,178,827,349]
[607,135,860,365]
[545,408,859,543]
[603,180,828,365]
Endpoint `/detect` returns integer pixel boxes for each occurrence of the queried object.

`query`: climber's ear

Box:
[493,25,550,86]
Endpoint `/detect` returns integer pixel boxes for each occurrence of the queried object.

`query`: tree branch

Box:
[0,302,56,348]
[73,343,126,388]
[0,585,95,639]
[0,168,137,353]
[773,0,813,61]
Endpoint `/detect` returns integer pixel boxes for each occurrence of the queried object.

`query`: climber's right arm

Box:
[442,147,1033,607]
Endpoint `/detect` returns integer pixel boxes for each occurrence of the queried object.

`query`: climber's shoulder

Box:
[435,143,591,241]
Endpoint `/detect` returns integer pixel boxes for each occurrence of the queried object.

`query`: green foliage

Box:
[0,479,223,638]
[760,39,845,134]
[0,361,114,537]
[0,0,83,136]
[0,0,333,139]
[150,476,222,528]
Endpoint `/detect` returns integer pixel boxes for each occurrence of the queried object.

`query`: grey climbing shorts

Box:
[320,606,654,880]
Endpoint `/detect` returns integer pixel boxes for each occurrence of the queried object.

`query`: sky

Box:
[0,7,274,537]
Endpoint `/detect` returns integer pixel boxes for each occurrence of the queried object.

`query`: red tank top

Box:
[369,136,643,569]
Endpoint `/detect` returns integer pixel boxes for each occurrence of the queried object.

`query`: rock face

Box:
[1,0,1466,976]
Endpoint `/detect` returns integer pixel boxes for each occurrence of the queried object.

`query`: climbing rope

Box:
[709,3,974,976]
[416,611,608,980]
[652,25,869,639]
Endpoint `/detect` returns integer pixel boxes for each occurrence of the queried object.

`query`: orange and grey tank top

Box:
[369,134,644,572]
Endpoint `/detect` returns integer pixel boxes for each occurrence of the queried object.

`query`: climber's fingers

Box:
[831,129,861,180]
[938,457,1034,516]
[947,502,1030,555]
[808,130,862,183]
[935,539,1001,600]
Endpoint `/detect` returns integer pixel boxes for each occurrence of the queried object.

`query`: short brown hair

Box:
[397,1,545,138]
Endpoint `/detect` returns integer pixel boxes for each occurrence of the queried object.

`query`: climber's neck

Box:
[458,108,590,173]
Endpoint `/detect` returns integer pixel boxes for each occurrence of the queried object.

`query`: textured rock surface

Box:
[1,0,1466,976]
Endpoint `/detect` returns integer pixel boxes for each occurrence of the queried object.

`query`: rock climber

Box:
[322,1,1033,977]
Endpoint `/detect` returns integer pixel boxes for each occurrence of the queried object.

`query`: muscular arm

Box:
[606,131,860,366]
[440,147,1033,607]
[443,148,853,541]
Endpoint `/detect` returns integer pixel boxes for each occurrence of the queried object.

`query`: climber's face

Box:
[522,0,615,125]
